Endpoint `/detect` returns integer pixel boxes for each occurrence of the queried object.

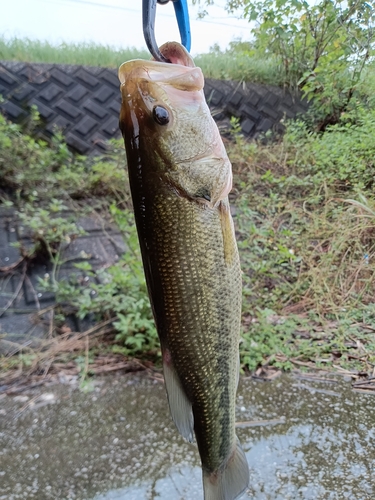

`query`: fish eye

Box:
[152,105,170,125]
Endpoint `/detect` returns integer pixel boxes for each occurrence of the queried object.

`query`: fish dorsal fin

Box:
[163,350,194,443]
[203,439,249,500]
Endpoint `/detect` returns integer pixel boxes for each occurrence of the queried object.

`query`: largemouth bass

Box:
[118,42,249,500]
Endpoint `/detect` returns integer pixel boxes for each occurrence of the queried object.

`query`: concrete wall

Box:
[0,61,309,155]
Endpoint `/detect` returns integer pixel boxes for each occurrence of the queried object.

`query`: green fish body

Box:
[119,42,249,500]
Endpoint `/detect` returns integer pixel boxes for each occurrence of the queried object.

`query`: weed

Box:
[38,207,158,358]
[18,200,86,253]
[284,108,375,191]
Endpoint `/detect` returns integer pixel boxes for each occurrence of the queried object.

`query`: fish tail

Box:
[203,439,249,500]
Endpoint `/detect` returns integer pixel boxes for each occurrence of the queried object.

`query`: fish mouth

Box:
[118,42,204,93]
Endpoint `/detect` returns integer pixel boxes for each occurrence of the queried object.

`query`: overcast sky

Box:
[1,0,253,54]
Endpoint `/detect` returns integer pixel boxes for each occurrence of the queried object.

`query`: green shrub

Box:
[0,108,128,202]
[284,107,375,190]
[225,0,375,127]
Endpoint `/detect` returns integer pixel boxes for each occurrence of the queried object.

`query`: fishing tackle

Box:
[142,0,191,62]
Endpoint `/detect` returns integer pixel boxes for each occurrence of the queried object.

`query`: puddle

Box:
[0,374,374,499]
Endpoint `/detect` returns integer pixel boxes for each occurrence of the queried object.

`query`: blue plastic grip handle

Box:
[173,0,191,52]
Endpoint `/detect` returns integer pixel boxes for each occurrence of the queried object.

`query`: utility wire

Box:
[49,0,249,29]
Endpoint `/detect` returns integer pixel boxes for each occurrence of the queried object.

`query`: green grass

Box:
[0,36,282,84]
[0,37,149,68]
[195,51,281,84]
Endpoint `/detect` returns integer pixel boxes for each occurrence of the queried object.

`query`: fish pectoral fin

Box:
[210,164,233,207]
[203,439,249,500]
[219,200,237,266]
[163,355,194,443]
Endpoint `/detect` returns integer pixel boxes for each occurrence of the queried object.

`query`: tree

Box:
[197,0,375,129]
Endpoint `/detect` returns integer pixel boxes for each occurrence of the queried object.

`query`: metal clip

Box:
[143,0,191,63]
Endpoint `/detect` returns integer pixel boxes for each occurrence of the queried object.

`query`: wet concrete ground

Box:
[0,372,374,500]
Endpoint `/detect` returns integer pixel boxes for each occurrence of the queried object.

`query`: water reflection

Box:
[95,419,375,499]
[94,466,202,500]
[1,374,375,499]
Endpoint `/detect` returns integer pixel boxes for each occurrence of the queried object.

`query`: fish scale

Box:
[150,193,240,471]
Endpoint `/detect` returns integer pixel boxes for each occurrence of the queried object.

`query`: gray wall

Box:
[0,61,309,154]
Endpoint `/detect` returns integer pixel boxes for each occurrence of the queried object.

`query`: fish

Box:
[118,41,249,500]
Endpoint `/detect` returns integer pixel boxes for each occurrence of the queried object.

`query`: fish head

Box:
[119,42,206,163]
[119,42,232,205]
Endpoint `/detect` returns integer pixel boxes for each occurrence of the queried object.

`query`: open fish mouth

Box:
[118,42,204,93]
[118,41,208,154]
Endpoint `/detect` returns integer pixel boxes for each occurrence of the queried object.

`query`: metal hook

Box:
[143,0,191,63]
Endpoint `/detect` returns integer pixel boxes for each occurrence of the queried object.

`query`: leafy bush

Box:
[0,108,128,202]
[222,0,375,127]
[284,107,375,190]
